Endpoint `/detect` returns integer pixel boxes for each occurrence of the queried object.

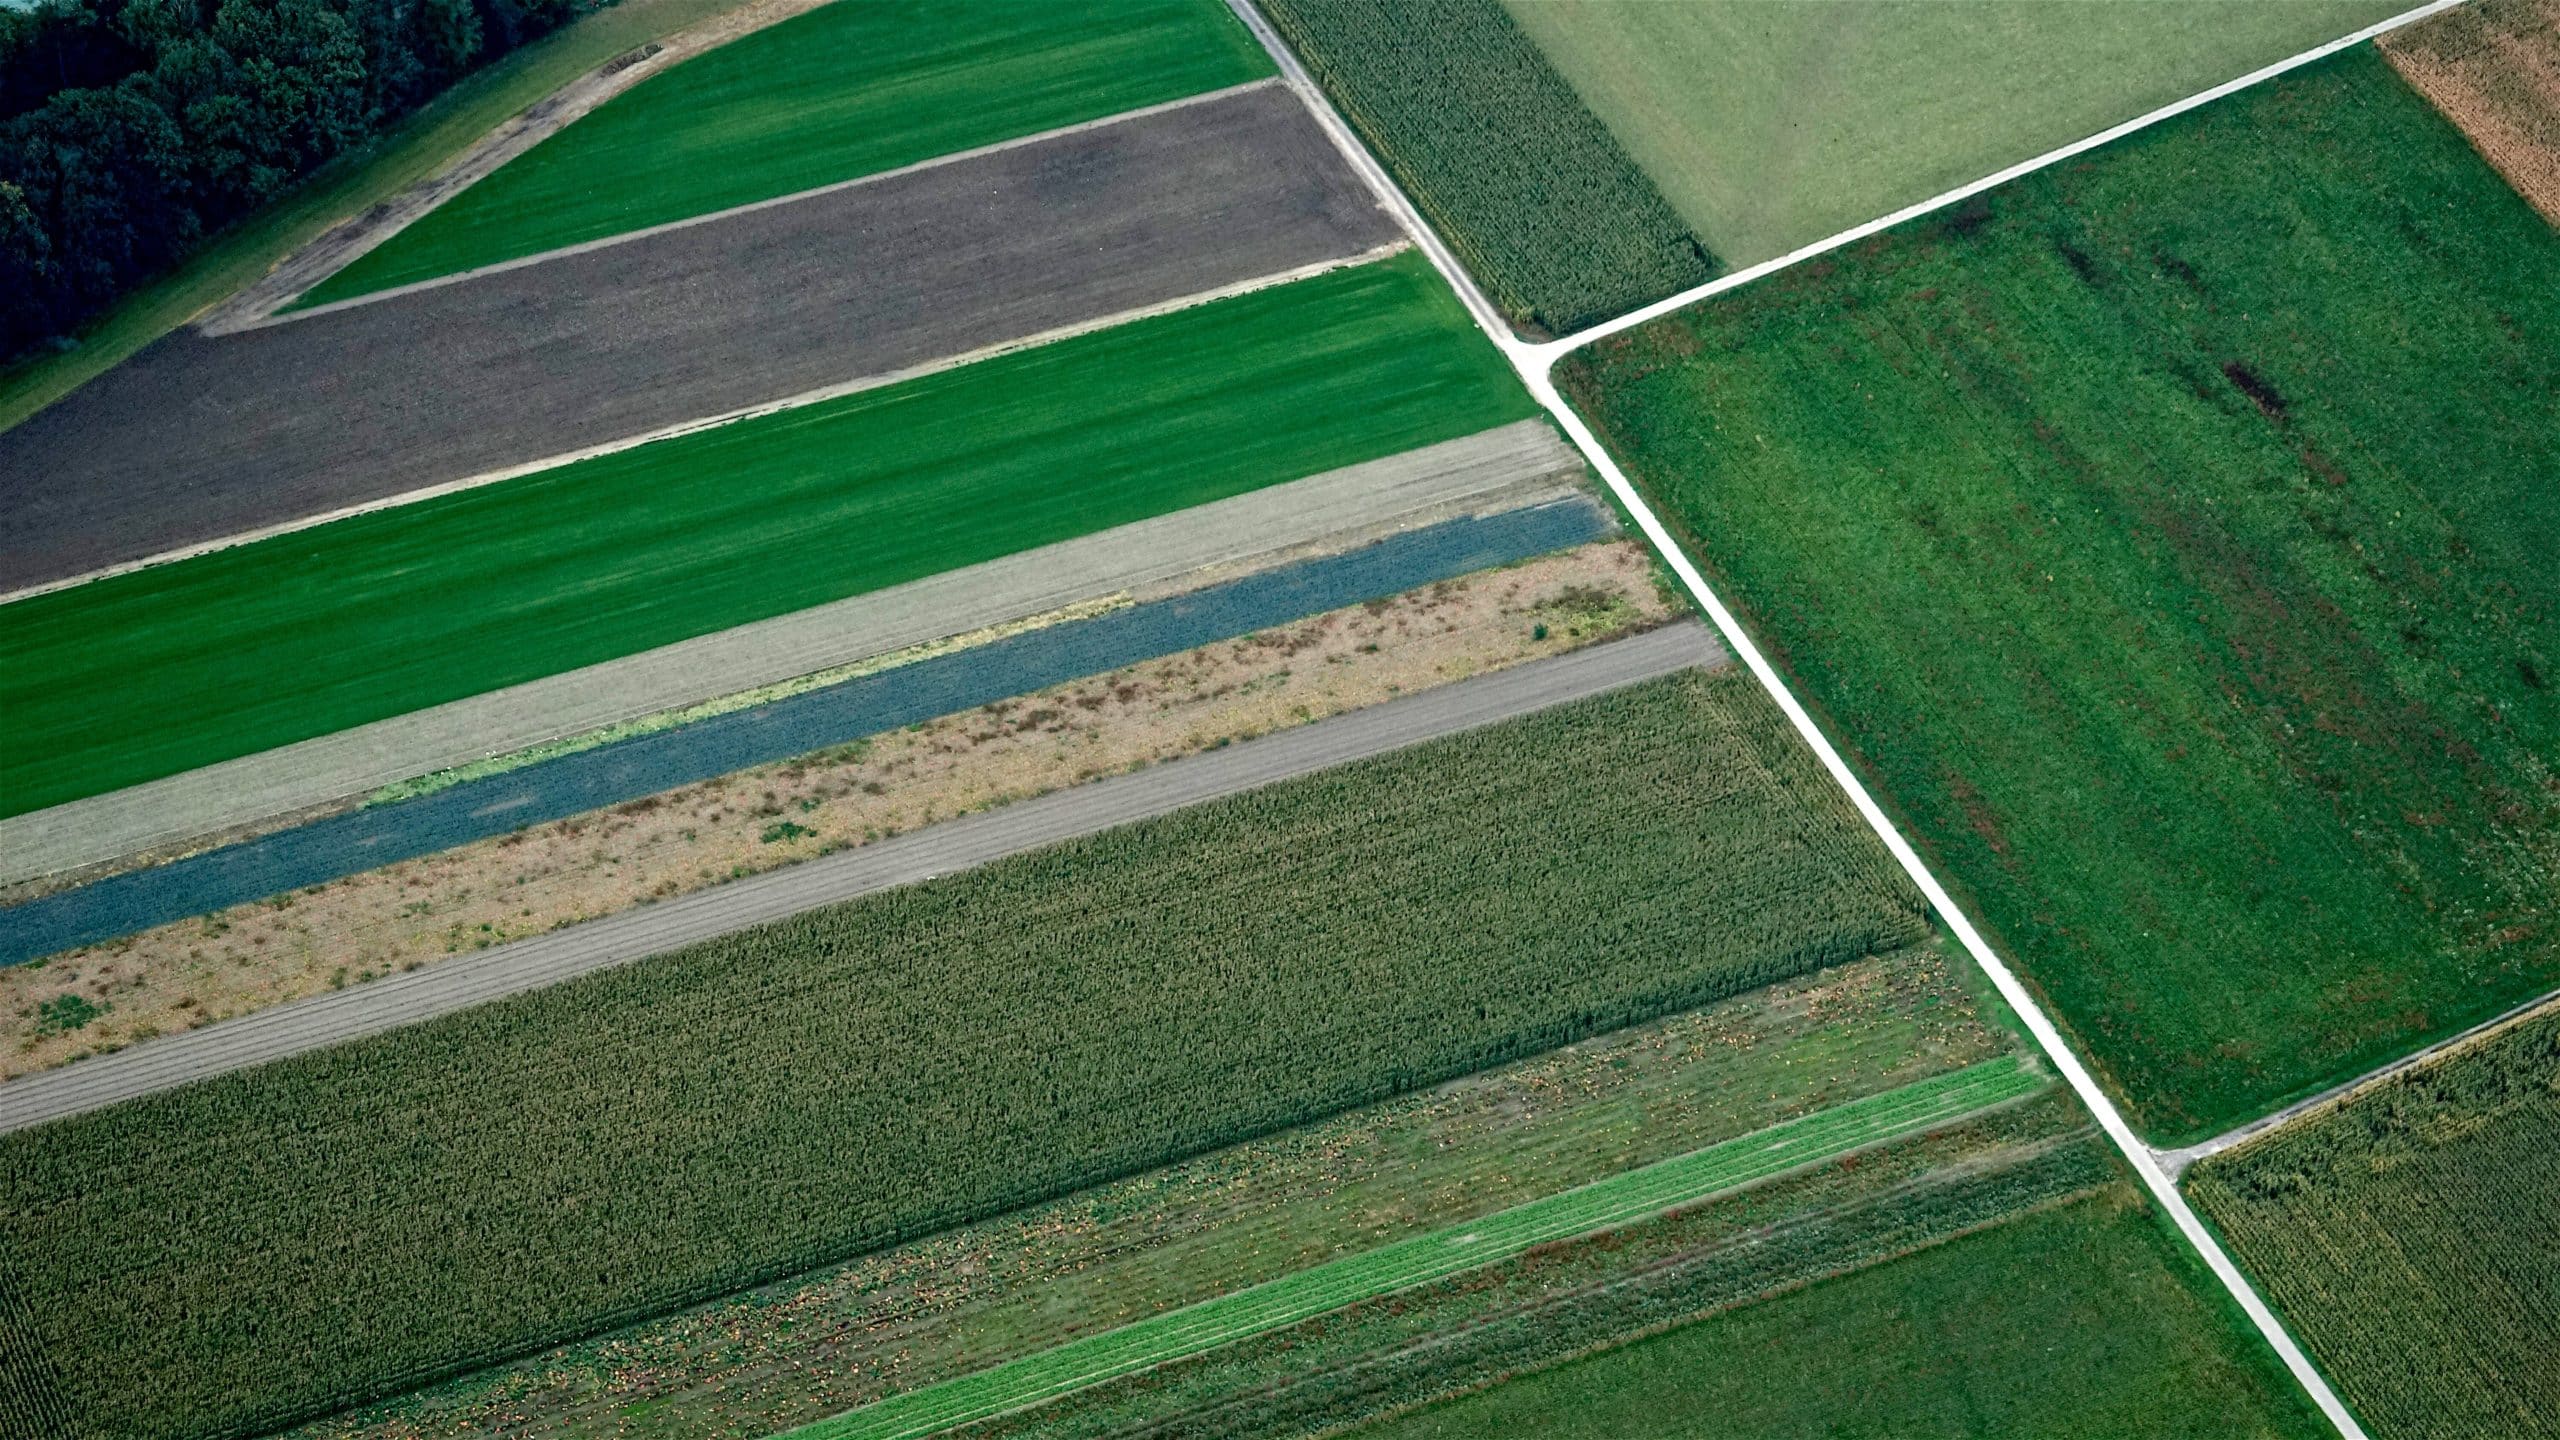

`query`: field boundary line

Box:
[0,622,1725,1133]
[1521,0,2464,364]
[778,1058,2045,1440]
[0,240,1405,609]
[1226,1,2424,1434]
[2157,983,2560,1177]
[216,77,1289,332]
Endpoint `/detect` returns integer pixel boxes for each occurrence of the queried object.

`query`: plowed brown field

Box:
[2384,0,2560,223]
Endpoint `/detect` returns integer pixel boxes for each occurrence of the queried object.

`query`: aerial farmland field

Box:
[0,667,1931,1440]
[297,0,1273,302]
[1358,1186,2328,1440]
[2381,0,2560,223]
[1562,49,2560,1142]
[0,253,1534,819]
[2187,1002,2560,1440]
[1253,0,1715,334]
[1505,0,2409,269]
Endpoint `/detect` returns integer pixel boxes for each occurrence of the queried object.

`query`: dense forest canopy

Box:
[0,0,597,365]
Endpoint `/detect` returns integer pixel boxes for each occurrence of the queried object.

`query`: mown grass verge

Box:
[1255,0,1714,336]
[1560,49,2560,1142]
[0,251,1531,819]
[795,1058,2043,1440]
[1358,1179,2328,1440]
[2187,1001,2560,1440]
[0,668,1925,1440]
[301,0,1272,303]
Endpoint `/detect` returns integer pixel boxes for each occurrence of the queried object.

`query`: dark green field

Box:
[1562,50,2560,1142]
[0,669,1929,1440]
[0,253,1531,818]
[2188,1004,2560,1440]
[1357,1186,2326,1440]
[1257,0,1713,336]
[301,0,1271,302]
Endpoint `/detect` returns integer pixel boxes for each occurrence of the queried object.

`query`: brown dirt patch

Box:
[2,543,1672,1080]
[2383,0,2560,226]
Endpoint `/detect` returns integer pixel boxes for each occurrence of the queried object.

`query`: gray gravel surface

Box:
[0,621,1724,1133]
[0,81,1393,589]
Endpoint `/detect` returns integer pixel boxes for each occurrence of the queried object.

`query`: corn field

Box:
[1257,0,1718,336]
[2186,1004,2560,1440]
[0,668,1923,1440]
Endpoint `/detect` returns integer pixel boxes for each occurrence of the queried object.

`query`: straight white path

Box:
[1227,2,2470,1435]
[2157,982,2560,1177]
[0,419,1581,889]
[0,621,1724,1135]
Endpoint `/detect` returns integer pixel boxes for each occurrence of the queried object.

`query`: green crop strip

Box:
[0,252,1531,818]
[1560,50,2560,1142]
[785,1057,2042,1440]
[300,0,1273,303]
[1255,0,1714,336]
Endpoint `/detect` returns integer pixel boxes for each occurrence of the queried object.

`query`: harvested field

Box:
[298,0,1273,301]
[0,252,1534,820]
[1359,1184,2326,1440]
[282,944,2009,1440]
[1562,50,2560,1142]
[2187,1001,2560,1440]
[0,667,1926,1440]
[1504,0,2405,268]
[2382,0,2560,224]
[1254,0,1714,335]
[0,84,1395,591]
[1,540,1671,1080]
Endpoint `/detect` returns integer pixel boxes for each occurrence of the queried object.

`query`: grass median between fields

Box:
[1561,50,2560,1142]
[0,251,1533,820]
[787,1057,2043,1440]
[301,0,1271,303]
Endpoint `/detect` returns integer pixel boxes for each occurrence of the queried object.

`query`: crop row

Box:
[800,1057,2043,1439]
[1256,0,1716,336]
[967,1095,2112,1439]
[2187,1003,2560,1440]
[0,668,1926,1440]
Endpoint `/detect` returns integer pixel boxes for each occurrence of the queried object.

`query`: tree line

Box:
[1,0,594,365]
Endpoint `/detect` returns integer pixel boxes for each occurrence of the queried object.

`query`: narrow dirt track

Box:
[0,82,1394,590]
[0,622,1724,1134]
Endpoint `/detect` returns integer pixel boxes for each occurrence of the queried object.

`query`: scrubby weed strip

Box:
[790,1059,2041,1440]
[1234,4,2422,1434]
[0,670,1928,1440]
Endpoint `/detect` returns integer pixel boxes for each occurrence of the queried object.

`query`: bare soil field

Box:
[0,83,1392,589]
[2383,0,2560,224]
[1,542,1669,1079]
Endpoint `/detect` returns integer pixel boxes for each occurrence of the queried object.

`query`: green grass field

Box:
[1360,1186,2325,1440]
[0,669,1930,1440]
[798,1059,2043,1440]
[1506,0,2409,269]
[0,253,1530,818]
[1561,51,2560,1142]
[300,0,1270,302]
[1255,0,1713,336]
[2188,1004,2560,1440]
